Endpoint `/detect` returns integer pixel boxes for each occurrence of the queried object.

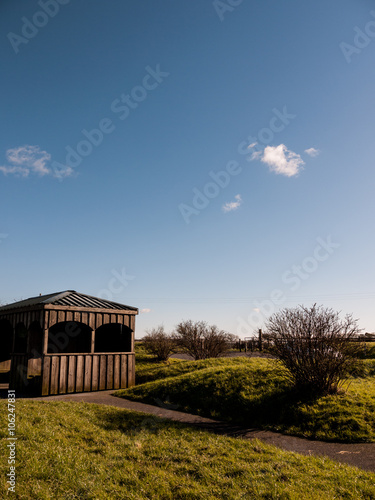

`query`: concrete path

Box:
[30,390,375,473]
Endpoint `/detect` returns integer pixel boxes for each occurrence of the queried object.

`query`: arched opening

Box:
[94,323,132,353]
[28,321,43,357]
[14,322,28,353]
[0,319,13,361]
[26,321,44,387]
[48,321,92,354]
[0,319,13,383]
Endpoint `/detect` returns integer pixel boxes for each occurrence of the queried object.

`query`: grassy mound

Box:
[133,344,183,384]
[117,358,375,443]
[136,356,251,384]
[1,401,374,499]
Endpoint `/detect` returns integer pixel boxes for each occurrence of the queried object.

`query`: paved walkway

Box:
[29,390,375,473]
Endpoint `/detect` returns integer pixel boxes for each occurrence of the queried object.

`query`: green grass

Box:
[117,357,375,443]
[136,356,250,385]
[133,343,183,383]
[1,401,375,499]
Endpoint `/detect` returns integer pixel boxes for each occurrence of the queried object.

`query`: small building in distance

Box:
[0,290,138,396]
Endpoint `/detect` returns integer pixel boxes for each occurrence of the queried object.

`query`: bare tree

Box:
[143,326,175,362]
[265,304,362,396]
[174,320,234,360]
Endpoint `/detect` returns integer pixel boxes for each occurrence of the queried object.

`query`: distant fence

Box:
[235,331,375,354]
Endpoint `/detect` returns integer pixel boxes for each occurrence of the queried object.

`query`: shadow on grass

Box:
[91,387,325,444]
[223,386,322,430]
[88,404,184,436]
[122,381,320,433]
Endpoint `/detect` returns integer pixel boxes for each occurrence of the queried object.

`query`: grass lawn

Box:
[116,357,375,443]
[1,401,375,499]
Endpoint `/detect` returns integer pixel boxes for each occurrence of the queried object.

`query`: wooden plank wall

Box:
[43,308,133,331]
[41,353,135,396]
[0,308,135,337]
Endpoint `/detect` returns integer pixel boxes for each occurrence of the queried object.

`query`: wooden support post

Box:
[131,331,134,353]
[91,330,95,353]
[259,329,263,352]
[42,329,49,355]
[130,315,135,352]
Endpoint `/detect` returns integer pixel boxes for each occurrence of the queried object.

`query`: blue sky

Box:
[1,0,375,337]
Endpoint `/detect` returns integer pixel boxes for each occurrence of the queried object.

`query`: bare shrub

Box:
[265,304,362,397]
[174,320,234,360]
[143,326,175,362]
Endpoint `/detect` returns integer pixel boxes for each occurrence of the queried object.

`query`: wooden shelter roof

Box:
[0,290,138,313]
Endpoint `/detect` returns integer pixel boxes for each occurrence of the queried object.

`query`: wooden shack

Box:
[0,290,138,396]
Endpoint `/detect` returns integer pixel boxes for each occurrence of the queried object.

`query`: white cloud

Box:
[247,141,258,149]
[261,144,304,177]
[140,308,152,314]
[250,150,262,161]
[222,194,242,213]
[0,145,74,179]
[305,147,320,157]
[6,145,51,175]
[0,165,30,177]
[52,164,75,179]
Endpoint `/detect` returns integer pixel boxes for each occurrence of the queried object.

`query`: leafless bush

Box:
[143,326,175,362]
[265,304,362,396]
[173,320,235,360]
